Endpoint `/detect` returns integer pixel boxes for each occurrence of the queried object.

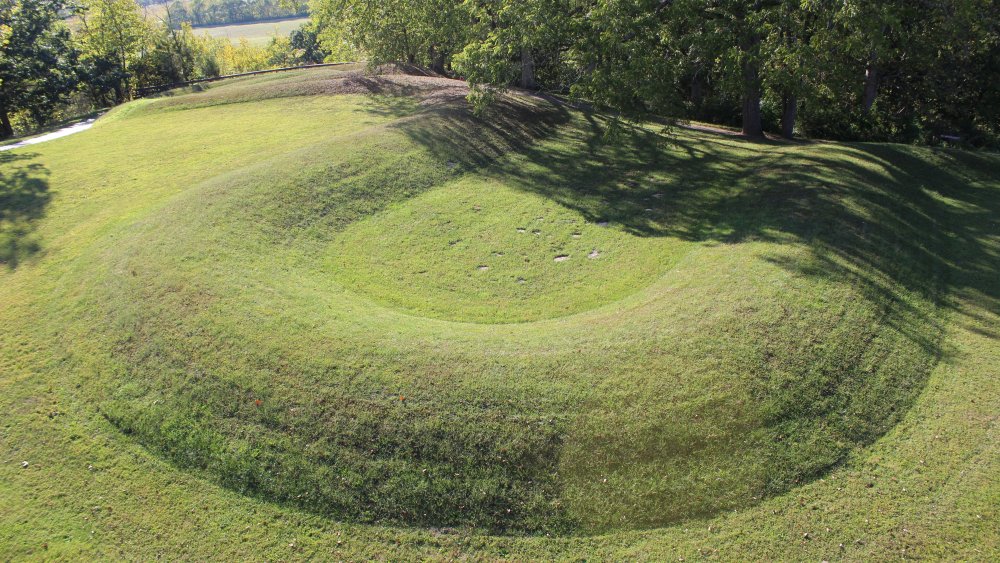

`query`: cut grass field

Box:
[1,66,998,559]
[194,17,310,47]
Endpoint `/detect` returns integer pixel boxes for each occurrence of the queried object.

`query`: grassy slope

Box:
[0,68,997,559]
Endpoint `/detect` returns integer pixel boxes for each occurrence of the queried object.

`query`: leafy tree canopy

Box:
[0,0,79,138]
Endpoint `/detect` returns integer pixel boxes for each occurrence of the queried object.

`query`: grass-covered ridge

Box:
[1,67,997,557]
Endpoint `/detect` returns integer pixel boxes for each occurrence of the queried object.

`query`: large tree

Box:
[561,0,676,116]
[760,0,828,139]
[663,0,775,137]
[304,0,999,145]
[312,0,469,70]
[0,0,78,138]
[79,0,150,102]
[457,0,571,91]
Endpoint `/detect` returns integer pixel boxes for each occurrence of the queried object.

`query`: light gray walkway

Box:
[0,118,97,152]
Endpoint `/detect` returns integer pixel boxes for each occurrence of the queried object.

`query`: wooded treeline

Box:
[164,0,307,27]
[3,0,997,145]
[313,0,1000,145]
[0,0,327,138]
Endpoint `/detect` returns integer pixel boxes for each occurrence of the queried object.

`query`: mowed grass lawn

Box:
[0,67,998,559]
[195,17,310,47]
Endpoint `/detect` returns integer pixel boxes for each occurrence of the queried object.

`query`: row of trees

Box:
[1,0,78,136]
[164,0,307,27]
[4,0,996,144]
[0,0,328,139]
[312,0,999,145]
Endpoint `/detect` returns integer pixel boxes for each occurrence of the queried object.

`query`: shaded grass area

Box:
[0,69,997,554]
[0,152,50,268]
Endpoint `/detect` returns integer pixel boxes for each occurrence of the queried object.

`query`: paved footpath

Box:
[0,118,98,152]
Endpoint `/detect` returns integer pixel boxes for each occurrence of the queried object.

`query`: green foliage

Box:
[306,0,999,145]
[212,35,297,73]
[6,0,993,143]
[311,0,468,69]
[77,2,223,102]
[141,23,221,84]
[562,0,677,116]
[289,20,328,63]
[216,37,270,73]
[0,0,78,138]
[77,0,151,101]
[801,0,1000,144]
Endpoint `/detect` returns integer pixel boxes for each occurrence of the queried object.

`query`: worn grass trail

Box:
[0,68,997,558]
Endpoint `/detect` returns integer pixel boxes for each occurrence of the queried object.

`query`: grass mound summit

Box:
[2,67,998,555]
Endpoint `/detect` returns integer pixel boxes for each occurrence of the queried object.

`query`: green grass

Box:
[330,177,691,322]
[195,17,310,47]
[1,67,998,558]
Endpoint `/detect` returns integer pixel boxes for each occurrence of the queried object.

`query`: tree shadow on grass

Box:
[387,96,991,391]
[391,102,1000,529]
[0,152,51,269]
[466,112,999,346]
[388,93,574,172]
[501,116,998,378]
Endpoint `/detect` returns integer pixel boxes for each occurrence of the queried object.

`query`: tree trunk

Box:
[0,109,12,139]
[434,51,447,75]
[120,47,132,101]
[428,45,446,74]
[741,60,763,137]
[690,69,705,116]
[863,63,878,113]
[519,48,537,90]
[781,93,797,139]
[401,26,415,65]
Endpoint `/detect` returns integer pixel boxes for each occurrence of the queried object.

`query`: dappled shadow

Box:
[387,93,573,173]
[149,72,472,115]
[0,152,51,269]
[493,113,999,381]
[389,100,1000,528]
[883,146,1000,339]
[387,95,995,365]
[410,106,998,348]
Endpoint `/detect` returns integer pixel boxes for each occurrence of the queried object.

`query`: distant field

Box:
[194,17,309,46]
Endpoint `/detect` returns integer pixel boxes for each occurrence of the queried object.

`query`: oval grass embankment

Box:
[1,67,991,545]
